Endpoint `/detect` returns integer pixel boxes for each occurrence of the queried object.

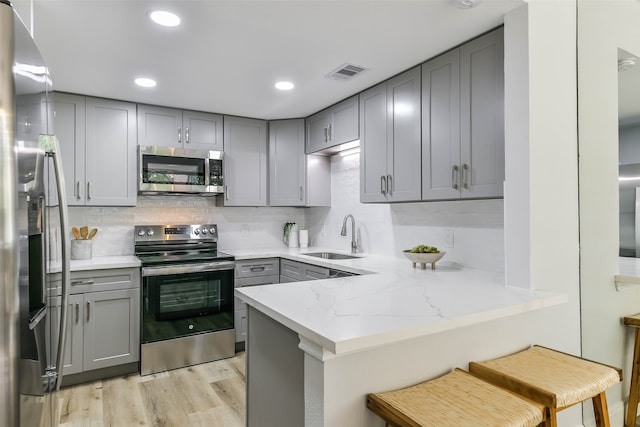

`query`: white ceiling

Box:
[31,0,523,120]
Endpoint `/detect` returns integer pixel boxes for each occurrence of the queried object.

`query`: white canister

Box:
[288,229,299,248]
[71,240,93,260]
[299,229,309,248]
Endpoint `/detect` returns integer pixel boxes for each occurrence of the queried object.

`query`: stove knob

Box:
[194,229,200,235]
[202,228,208,234]
[147,230,154,237]
[137,230,146,237]
[209,228,216,235]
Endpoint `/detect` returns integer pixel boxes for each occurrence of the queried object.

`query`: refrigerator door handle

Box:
[48,135,71,391]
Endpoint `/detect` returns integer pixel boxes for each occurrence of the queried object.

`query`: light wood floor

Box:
[55,353,246,427]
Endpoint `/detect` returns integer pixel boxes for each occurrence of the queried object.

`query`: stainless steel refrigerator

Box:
[620,163,640,257]
[1,2,71,426]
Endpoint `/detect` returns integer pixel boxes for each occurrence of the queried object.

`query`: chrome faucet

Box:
[340,214,358,253]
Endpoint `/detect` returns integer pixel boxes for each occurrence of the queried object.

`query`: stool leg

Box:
[628,328,640,427]
[544,408,558,427]
[593,391,611,427]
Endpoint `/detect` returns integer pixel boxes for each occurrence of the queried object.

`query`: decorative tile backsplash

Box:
[69,152,504,272]
[308,152,505,272]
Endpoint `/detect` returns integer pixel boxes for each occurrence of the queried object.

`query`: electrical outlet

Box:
[444,229,454,248]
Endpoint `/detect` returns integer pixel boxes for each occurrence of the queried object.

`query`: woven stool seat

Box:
[367,368,545,427]
[469,345,622,427]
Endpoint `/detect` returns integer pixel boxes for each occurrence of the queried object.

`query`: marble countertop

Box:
[616,257,640,289]
[49,255,141,273]
[231,247,567,356]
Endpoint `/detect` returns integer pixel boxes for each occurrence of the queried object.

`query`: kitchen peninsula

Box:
[233,248,567,427]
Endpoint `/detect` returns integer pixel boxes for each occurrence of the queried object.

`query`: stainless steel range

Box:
[134,224,235,375]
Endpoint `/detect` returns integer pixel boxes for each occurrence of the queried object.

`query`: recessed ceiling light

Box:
[619,58,637,72]
[150,10,181,27]
[457,0,477,8]
[275,81,294,91]
[135,77,157,88]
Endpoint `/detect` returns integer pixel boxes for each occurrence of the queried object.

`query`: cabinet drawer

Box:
[303,264,329,280]
[69,268,140,295]
[235,258,279,278]
[236,275,280,288]
[280,259,304,281]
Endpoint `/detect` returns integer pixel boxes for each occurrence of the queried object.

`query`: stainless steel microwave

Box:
[138,145,223,195]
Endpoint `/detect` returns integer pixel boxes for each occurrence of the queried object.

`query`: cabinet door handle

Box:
[185,127,190,144]
[327,124,332,142]
[76,181,82,200]
[299,186,304,201]
[225,185,229,201]
[71,279,94,286]
[387,174,393,196]
[381,175,387,195]
[75,302,79,324]
[462,163,469,189]
[323,126,328,143]
[87,182,92,200]
[452,165,459,190]
[86,301,90,322]
[249,266,265,272]
[177,126,182,144]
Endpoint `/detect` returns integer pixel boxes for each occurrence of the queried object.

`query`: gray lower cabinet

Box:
[54,93,137,206]
[360,66,422,203]
[422,27,504,200]
[269,119,330,207]
[306,95,359,154]
[235,259,280,344]
[223,116,268,206]
[47,268,140,378]
[47,293,84,376]
[279,259,329,282]
[137,104,224,151]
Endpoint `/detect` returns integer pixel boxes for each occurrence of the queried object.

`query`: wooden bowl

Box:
[402,250,445,270]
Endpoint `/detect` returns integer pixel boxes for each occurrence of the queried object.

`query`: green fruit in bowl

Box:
[409,244,439,253]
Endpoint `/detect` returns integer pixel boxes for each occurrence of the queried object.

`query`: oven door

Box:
[141,261,234,344]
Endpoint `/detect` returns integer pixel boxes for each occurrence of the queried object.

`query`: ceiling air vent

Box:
[325,63,369,81]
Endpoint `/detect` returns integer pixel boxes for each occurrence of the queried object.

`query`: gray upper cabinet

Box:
[306,95,359,154]
[53,93,85,206]
[422,50,461,200]
[360,67,422,203]
[459,28,504,199]
[223,116,268,206]
[269,119,330,207]
[422,27,504,201]
[137,104,223,151]
[54,93,137,206]
[269,120,306,206]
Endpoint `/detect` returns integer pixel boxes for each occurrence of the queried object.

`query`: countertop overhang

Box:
[49,255,141,273]
[231,247,567,356]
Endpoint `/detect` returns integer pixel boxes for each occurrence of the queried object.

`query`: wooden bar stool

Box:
[623,313,640,427]
[469,345,622,427]
[367,368,546,427]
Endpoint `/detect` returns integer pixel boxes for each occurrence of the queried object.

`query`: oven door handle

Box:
[142,261,235,277]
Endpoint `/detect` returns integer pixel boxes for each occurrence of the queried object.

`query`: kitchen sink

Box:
[303,252,361,260]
